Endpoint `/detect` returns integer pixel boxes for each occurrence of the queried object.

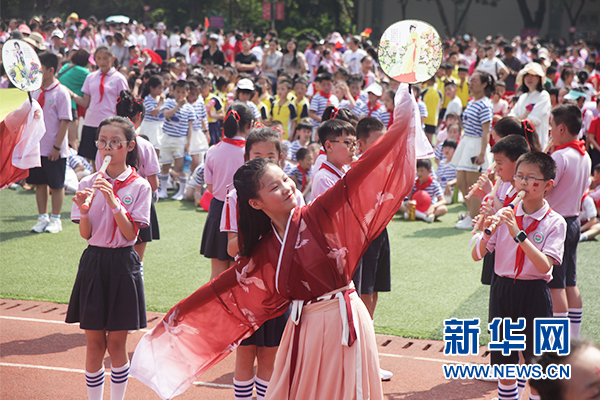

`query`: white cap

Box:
[51,29,64,39]
[237,78,254,91]
[365,83,383,97]
[209,33,219,40]
[156,22,166,30]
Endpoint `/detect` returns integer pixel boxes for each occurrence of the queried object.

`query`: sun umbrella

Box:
[106,15,130,24]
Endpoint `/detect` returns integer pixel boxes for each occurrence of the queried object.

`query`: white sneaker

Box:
[171,192,184,201]
[403,212,409,220]
[424,214,435,223]
[455,215,474,230]
[158,187,168,199]
[31,215,49,233]
[380,368,393,381]
[45,218,62,233]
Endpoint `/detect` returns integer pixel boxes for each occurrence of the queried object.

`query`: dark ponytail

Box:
[476,70,495,98]
[141,74,163,99]
[234,158,277,257]
[116,90,146,121]
[493,116,541,152]
[322,106,359,128]
[223,101,254,139]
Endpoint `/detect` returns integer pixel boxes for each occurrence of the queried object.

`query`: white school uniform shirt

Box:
[508,90,551,149]
[446,96,463,117]
[311,148,327,176]
[579,195,597,223]
[71,167,152,248]
[81,68,129,128]
[220,188,305,233]
[311,160,344,200]
[341,48,367,75]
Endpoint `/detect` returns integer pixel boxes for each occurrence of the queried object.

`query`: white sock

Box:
[517,378,526,400]
[85,366,105,400]
[498,381,518,400]
[233,377,254,400]
[110,361,130,400]
[255,376,269,400]
[529,394,541,400]
[579,233,588,241]
[553,312,568,318]
[159,174,168,191]
[39,213,49,219]
[414,209,428,221]
[176,176,187,195]
[568,308,582,339]
[50,214,60,219]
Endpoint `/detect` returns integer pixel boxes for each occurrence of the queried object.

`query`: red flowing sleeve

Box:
[304,84,418,282]
[130,239,290,400]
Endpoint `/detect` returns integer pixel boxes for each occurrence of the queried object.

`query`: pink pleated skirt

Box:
[265,291,383,400]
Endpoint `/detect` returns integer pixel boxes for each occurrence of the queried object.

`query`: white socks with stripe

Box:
[529,394,541,400]
[517,378,526,399]
[175,176,187,197]
[110,361,130,400]
[233,377,254,399]
[85,366,105,400]
[159,174,169,197]
[255,376,269,400]
[568,308,582,339]
[498,381,518,400]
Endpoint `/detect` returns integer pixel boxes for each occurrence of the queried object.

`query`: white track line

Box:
[1,316,486,366]
[0,315,151,332]
[0,362,233,389]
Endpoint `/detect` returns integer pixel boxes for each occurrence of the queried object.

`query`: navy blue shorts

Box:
[547,216,579,289]
[27,157,67,189]
[358,228,391,294]
[489,276,552,365]
[78,125,98,161]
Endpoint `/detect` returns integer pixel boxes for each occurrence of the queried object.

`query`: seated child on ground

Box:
[435,122,460,165]
[436,138,458,204]
[399,159,448,222]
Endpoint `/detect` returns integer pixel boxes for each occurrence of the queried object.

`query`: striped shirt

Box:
[143,95,164,122]
[309,92,331,129]
[67,148,92,171]
[435,160,457,190]
[287,140,307,161]
[434,142,444,162]
[188,163,205,188]
[247,101,261,120]
[190,97,208,132]
[160,99,197,137]
[462,97,493,137]
[411,177,444,201]
[283,160,296,176]
[289,164,311,187]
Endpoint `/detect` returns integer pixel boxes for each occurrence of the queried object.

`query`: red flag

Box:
[142,49,163,65]
[204,17,210,28]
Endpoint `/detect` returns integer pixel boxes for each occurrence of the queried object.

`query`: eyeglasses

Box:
[329,140,358,150]
[513,175,548,184]
[95,139,130,150]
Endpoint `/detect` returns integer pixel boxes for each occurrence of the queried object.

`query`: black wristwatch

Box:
[514,230,527,243]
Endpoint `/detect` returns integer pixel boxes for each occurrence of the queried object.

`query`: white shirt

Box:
[446,96,463,117]
[476,57,507,80]
[342,48,367,75]
[508,90,551,149]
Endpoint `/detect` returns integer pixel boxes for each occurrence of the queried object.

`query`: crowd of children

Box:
[3,13,600,400]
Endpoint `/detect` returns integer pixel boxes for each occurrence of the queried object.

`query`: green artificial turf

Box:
[1,187,598,345]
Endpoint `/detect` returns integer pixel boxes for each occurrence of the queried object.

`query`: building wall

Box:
[362,0,600,43]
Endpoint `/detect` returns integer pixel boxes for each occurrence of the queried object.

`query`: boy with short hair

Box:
[293,78,310,127]
[271,80,297,141]
[309,72,334,133]
[474,151,567,400]
[28,51,73,233]
[159,79,197,200]
[436,138,458,204]
[546,103,592,339]
[311,119,356,200]
[456,66,470,108]
[399,159,447,222]
[363,83,389,126]
[200,77,224,145]
[289,147,313,199]
[354,116,394,382]
[287,121,312,161]
[434,122,460,165]
[444,81,462,117]
[421,76,442,143]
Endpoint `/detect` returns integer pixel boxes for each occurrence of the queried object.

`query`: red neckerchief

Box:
[553,140,587,156]
[222,137,246,147]
[503,189,518,208]
[319,162,343,179]
[415,176,434,191]
[110,168,141,242]
[298,164,308,191]
[98,70,110,103]
[387,110,394,129]
[37,81,60,108]
[514,206,552,281]
[367,101,381,117]
[318,91,331,99]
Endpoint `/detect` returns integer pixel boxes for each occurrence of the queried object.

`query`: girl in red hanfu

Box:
[130,84,425,400]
